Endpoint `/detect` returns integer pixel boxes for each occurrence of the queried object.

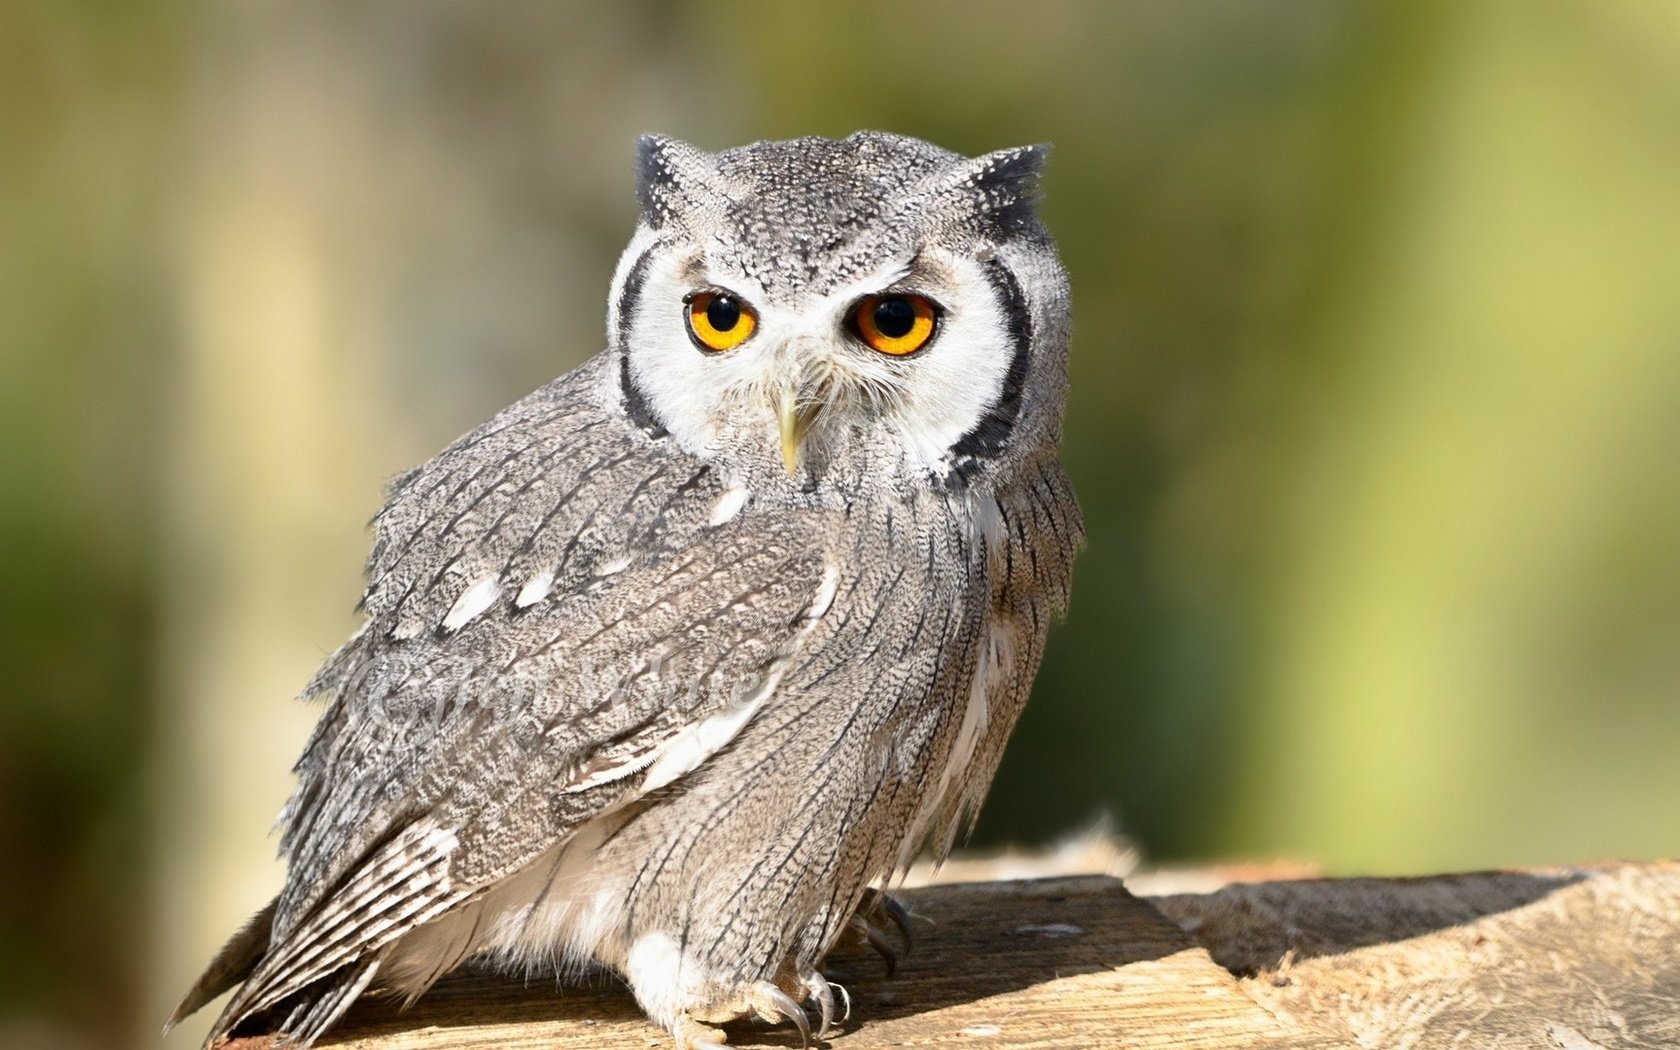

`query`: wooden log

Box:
[225,861,1679,1049]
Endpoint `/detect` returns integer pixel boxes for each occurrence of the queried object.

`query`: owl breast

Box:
[381,452,1079,1000]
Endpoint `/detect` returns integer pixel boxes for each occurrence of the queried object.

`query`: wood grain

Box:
[222,861,1679,1049]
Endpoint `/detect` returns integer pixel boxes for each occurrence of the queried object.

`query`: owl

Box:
[168,132,1081,1049]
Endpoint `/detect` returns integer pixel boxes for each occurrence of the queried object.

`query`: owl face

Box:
[609,132,1069,496]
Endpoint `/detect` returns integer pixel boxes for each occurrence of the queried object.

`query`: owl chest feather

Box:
[893,473,1077,865]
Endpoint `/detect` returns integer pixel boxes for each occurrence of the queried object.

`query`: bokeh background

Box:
[4,2,1678,1047]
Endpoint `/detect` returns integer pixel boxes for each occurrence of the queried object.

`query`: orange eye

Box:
[851,294,939,356]
[685,291,756,352]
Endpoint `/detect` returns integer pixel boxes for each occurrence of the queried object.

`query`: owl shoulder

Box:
[353,352,707,635]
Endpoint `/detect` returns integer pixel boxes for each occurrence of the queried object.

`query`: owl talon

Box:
[684,979,812,1049]
[858,887,914,951]
[865,924,900,977]
[802,969,849,1037]
[878,894,914,951]
[756,984,812,1047]
[845,888,912,976]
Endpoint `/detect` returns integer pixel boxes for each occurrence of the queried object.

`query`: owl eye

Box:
[850,294,939,356]
[685,291,757,352]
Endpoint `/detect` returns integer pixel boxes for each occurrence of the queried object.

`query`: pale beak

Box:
[776,387,816,475]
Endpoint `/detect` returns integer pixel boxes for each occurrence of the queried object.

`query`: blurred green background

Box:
[3,1,1678,1047]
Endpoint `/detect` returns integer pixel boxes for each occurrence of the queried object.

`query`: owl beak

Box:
[776,387,816,475]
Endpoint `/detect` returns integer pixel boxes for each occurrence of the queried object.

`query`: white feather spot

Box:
[596,554,631,576]
[515,568,555,608]
[573,563,836,808]
[640,684,772,793]
[806,564,841,620]
[708,485,751,526]
[625,931,708,1029]
[442,574,501,632]
[972,493,1006,549]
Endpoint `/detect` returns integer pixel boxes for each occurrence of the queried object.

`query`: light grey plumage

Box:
[169,131,1081,1049]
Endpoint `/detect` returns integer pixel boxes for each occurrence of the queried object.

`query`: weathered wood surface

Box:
[227,861,1680,1049]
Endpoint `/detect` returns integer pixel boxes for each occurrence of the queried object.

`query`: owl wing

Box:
[184,354,834,1041]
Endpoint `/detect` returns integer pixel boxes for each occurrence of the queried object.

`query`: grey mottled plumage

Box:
[169,131,1081,1049]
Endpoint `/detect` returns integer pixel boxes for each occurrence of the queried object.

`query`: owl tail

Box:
[164,896,276,1036]
[166,895,381,1049]
[217,958,382,1049]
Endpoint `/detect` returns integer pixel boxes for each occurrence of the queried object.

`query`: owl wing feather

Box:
[188,354,834,1043]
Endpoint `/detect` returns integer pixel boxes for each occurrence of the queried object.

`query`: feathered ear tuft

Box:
[919,143,1050,239]
[634,135,716,229]
[963,143,1049,233]
[970,144,1049,195]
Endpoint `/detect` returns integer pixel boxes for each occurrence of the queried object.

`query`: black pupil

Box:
[705,295,741,332]
[872,297,918,339]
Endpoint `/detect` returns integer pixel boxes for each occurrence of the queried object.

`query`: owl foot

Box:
[673,1014,729,1050]
[840,887,914,976]
[680,979,812,1049]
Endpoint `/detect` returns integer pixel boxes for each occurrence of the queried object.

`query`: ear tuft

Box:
[914,143,1050,239]
[962,144,1049,233]
[634,135,712,228]
[972,144,1048,192]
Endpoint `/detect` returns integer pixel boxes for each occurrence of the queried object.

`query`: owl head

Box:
[607,131,1070,498]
